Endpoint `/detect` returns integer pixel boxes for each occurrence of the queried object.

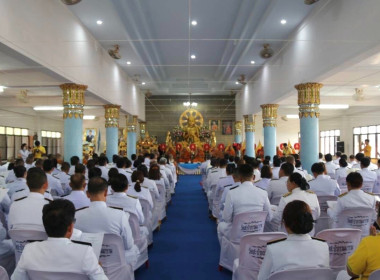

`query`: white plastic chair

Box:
[26,271,89,280]
[100,234,134,280]
[268,267,335,280]
[8,228,47,264]
[369,269,380,280]
[333,207,376,238]
[155,183,166,222]
[128,213,148,271]
[232,232,287,280]
[315,195,337,234]
[219,211,268,271]
[139,198,153,245]
[362,181,375,193]
[337,177,348,193]
[0,266,9,280]
[316,228,361,273]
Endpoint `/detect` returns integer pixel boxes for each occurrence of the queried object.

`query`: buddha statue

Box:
[183,115,200,144]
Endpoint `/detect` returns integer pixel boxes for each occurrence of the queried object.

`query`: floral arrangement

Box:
[172,126,184,141]
[200,125,211,141]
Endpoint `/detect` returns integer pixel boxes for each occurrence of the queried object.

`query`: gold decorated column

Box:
[126,115,138,158]
[260,104,279,159]
[243,114,255,157]
[60,83,87,162]
[104,105,121,161]
[295,82,323,173]
[234,120,243,143]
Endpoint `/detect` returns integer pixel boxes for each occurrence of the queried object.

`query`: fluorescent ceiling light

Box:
[250,60,255,64]
[33,106,64,111]
[126,61,131,65]
[141,82,146,85]
[235,81,239,85]
[190,55,196,59]
[286,114,299,119]
[0,86,6,93]
[96,20,103,25]
[281,19,287,25]
[183,102,190,106]
[191,102,198,107]
[320,104,349,109]
[83,115,96,120]
[191,20,197,26]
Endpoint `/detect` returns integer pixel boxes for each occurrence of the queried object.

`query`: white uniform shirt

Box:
[325,161,338,175]
[358,168,377,182]
[258,234,329,280]
[222,181,272,223]
[75,201,134,251]
[54,172,71,195]
[215,175,234,200]
[6,178,28,199]
[8,192,49,231]
[0,221,13,259]
[255,178,271,191]
[63,191,90,210]
[5,170,16,184]
[309,174,341,196]
[206,168,227,195]
[273,188,320,226]
[11,237,107,280]
[254,169,261,181]
[267,177,289,205]
[98,166,109,181]
[106,192,144,225]
[327,189,377,221]
[46,173,64,196]
[220,182,240,213]
[142,177,159,199]
[118,168,132,186]
[127,184,153,209]
[335,167,349,179]
[272,167,280,180]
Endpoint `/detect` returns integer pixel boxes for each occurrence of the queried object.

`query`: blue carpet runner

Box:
[135,175,232,280]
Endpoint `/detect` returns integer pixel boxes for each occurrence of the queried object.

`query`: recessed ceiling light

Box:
[126,61,131,65]
[280,19,287,25]
[96,20,103,25]
[191,20,197,26]
[250,60,255,64]
[142,82,146,85]
[235,81,239,85]
[83,115,96,120]
[191,55,196,59]
[286,114,299,119]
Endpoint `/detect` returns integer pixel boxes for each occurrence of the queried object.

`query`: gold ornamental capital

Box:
[104,104,121,128]
[260,104,279,127]
[126,115,138,132]
[295,82,323,119]
[60,83,87,119]
[139,121,146,135]
[243,115,256,132]
[234,121,243,135]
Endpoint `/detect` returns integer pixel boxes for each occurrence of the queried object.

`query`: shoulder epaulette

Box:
[15,189,26,193]
[61,194,69,197]
[76,206,89,211]
[308,179,315,182]
[283,192,292,198]
[44,198,53,202]
[230,185,239,190]
[312,237,326,242]
[211,170,218,173]
[108,206,123,211]
[14,196,27,201]
[364,191,375,196]
[71,240,92,246]
[52,175,60,179]
[126,171,132,174]
[223,184,232,188]
[127,194,138,199]
[271,179,279,181]
[267,237,287,245]
[256,179,262,182]
[306,190,315,194]
[45,190,50,194]
[142,186,149,189]
[338,192,348,198]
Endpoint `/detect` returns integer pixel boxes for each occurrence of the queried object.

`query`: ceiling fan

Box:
[61,0,82,5]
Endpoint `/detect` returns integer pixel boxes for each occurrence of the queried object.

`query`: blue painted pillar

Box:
[261,104,279,160]
[234,120,242,143]
[295,82,323,173]
[104,105,121,162]
[127,115,138,159]
[60,83,87,162]
[243,115,256,158]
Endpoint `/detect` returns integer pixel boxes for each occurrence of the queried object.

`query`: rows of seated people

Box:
[0,151,177,279]
[200,152,380,280]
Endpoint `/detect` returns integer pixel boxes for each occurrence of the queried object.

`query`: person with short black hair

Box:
[267,162,294,205]
[271,173,320,231]
[88,167,102,179]
[328,172,377,223]
[334,151,342,165]
[219,168,241,215]
[106,174,144,225]
[63,174,90,210]
[32,140,46,160]
[286,155,307,178]
[55,161,71,195]
[212,163,235,218]
[217,164,272,244]
[98,156,109,181]
[6,158,24,184]
[335,158,349,180]
[348,154,356,168]
[358,157,377,183]
[206,158,228,202]
[352,153,365,169]
[69,156,80,175]
[324,153,338,178]
[361,139,372,158]
[319,152,324,163]
[43,159,64,196]
[255,165,272,191]
[6,165,27,200]
[11,199,107,279]
[272,158,281,179]
[8,168,50,231]
[309,162,341,196]
[137,164,159,199]
[258,200,329,280]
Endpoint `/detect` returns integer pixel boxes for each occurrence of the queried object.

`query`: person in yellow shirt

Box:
[282,143,292,156]
[361,139,372,158]
[33,140,46,159]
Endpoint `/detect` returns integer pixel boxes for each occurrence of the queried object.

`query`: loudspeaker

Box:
[337,141,344,153]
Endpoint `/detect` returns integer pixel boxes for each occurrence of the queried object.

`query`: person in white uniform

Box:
[62,174,90,210]
[258,200,329,280]
[17,143,30,163]
[11,199,107,280]
[217,164,272,244]
[271,158,281,180]
[128,171,153,209]
[271,173,320,231]
[8,168,50,231]
[325,153,338,178]
[309,162,341,196]
[6,166,28,200]
[255,165,272,191]
[6,159,24,184]
[220,168,241,216]
[0,220,15,276]
[358,157,377,182]
[267,163,294,205]
[68,156,80,176]
[336,158,349,180]
[98,156,109,182]
[333,151,342,165]
[43,159,64,197]
[54,162,71,195]
[137,165,159,200]
[328,172,377,222]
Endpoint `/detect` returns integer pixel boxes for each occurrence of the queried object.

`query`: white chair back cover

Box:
[230,211,268,243]
[316,229,361,270]
[100,234,133,280]
[369,269,380,280]
[155,183,166,205]
[268,267,335,280]
[212,186,224,219]
[233,232,287,280]
[208,184,217,206]
[8,228,48,264]
[0,266,9,280]
[337,177,347,193]
[139,198,153,245]
[315,196,338,234]
[270,196,281,206]
[155,183,166,221]
[26,271,89,280]
[149,190,159,230]
[362,181,375,193]
[128,213,145,250]
[374,175,380,193]
[334,207,376,237]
